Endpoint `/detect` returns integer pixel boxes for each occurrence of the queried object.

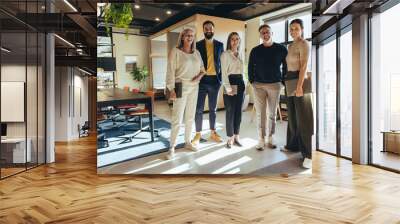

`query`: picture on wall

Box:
[96,2,313,175]
[125,55,137,72]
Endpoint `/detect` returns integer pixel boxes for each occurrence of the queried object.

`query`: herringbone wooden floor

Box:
[1,136,400,224]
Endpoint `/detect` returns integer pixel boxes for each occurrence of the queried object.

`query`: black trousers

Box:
[223,74,245,137]
[286,94,314,159]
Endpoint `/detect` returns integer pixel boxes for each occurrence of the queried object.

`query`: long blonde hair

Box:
[177,28,196,53]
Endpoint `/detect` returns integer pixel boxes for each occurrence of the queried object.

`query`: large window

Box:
[340,27,352,158]
[317,26,353,159]
[370,3,400,171]
[317,36,337,154]
[97,36,115,89]
[268,20,286,43]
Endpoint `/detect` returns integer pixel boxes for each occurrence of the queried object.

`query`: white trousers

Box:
[170,81,199,147]
[252,82,282,139]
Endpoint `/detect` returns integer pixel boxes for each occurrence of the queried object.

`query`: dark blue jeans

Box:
[195,76,221,132]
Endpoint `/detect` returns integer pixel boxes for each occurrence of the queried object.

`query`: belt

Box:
[285,71,299,80]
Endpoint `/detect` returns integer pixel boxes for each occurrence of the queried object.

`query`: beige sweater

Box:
[286,39,309,72]
[166,47,204,91]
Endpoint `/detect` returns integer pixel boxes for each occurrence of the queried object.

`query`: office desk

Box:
[97,88,154,142]
[1,138,31,164]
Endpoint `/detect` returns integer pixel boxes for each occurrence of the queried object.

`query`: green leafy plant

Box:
[130,66,149,91]
[104,3,133,38]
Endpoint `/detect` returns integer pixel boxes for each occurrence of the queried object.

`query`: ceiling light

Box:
[134,4,140,9]
[63,0,78,12]
[166,10,172,15]
[322,0,354,14]
[54,34,75,48]
[1,47,11,53]
[41,5,46,10]
[184,3,190,6]
[78,67,92,76]
[155,17,160,21]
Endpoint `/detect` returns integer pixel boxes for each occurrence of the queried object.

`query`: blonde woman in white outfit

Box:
[166,28,205,160]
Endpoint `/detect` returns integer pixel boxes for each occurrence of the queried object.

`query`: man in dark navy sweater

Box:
[248,24,287,150]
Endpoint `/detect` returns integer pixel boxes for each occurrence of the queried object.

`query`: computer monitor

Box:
[1,123,7,137]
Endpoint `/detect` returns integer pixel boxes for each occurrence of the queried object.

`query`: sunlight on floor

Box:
[124,159,168,174]
[162,163,191,174]
[212,156,252,174]
[195,138,258,166]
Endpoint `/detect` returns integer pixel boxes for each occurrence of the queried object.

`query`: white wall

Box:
[245,16,262,64]
[195,14,246,54]
[113,33,150,90]
[1,65,34,137]
[54,67,89,141]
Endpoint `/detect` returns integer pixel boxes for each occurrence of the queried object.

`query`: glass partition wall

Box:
[0,1,46,179]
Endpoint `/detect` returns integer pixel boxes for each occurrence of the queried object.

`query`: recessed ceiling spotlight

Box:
[134,4,140,9]
[166,10,172,15]
[155,17,160,21]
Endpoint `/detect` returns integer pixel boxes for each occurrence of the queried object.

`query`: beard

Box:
[204,32,214,40]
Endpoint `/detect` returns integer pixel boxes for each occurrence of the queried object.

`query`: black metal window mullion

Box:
[316,44,320,151]
[336,28,341,157]
[36,0,39,168]
[285,19,289,43]
[367,10,373,165]
[25,0,28,171]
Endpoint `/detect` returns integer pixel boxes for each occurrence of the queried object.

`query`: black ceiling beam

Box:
[55,55,96,71]
[103,0,311,2]
[14,13,82,32]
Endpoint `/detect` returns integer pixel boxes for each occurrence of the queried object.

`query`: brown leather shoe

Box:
[209,131,223,143]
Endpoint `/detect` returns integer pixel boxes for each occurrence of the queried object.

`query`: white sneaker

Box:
[165,148,175,160]
[267,136,277,149]
[302,158,312,169]
[185,142,198,152]
[256,138,265,151]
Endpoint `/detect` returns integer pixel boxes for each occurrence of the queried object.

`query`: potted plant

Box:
[103,3,133,38]
[130,66,149,92]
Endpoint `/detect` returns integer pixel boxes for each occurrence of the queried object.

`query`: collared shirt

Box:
[205,39,217,75]
[221,49,244,91]
[166,47,204,91]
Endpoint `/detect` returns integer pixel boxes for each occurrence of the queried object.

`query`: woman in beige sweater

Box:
[282,19,313,169]
[166,28,205,160]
